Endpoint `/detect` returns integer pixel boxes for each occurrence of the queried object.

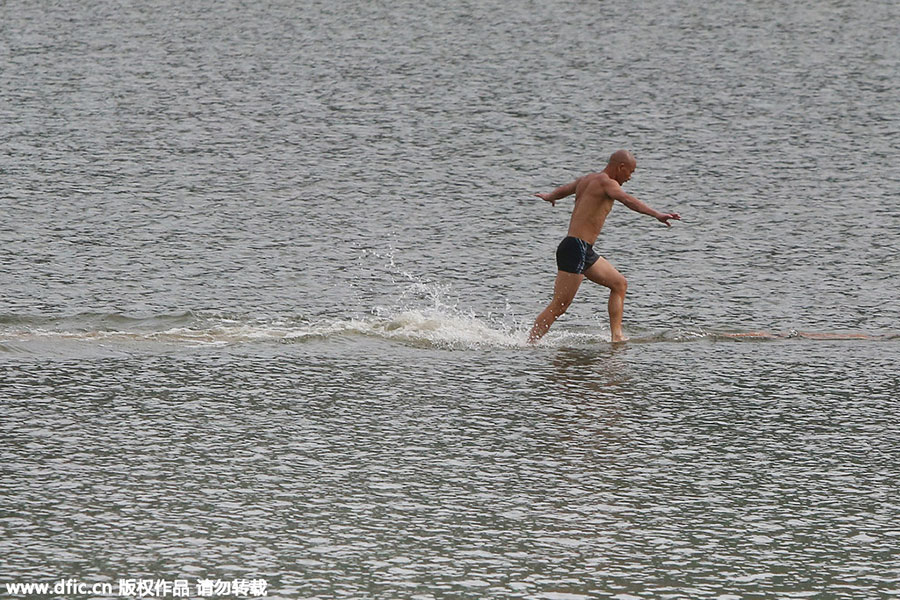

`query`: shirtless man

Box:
[527,150,681,344]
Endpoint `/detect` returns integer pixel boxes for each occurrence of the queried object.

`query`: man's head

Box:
[606,149,636,184]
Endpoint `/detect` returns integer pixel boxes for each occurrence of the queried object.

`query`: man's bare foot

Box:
[611,333,629,343]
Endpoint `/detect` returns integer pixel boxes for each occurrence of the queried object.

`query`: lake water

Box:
[2,0,899,598]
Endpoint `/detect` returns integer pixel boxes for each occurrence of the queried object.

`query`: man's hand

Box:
[656,213,681,227]
[535,192,555,207]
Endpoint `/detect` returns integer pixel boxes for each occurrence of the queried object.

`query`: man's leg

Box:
[528,271,584,344]
[583,257,628,342]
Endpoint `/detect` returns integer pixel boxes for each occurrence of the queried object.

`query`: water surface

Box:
[2,0,899,598]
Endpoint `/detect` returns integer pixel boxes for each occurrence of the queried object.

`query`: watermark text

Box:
[3,578,267,597]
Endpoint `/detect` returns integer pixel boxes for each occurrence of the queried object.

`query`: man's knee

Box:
[611,275,627,295]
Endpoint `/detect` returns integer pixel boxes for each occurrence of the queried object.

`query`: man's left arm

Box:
[609,184,681,227]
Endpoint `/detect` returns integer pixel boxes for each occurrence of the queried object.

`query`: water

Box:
[2,0,899,598]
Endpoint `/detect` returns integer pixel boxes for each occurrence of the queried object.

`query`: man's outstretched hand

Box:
[535,193,555,207]
[657,213,681,227]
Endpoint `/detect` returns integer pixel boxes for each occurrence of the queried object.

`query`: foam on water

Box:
[372,308,526,348]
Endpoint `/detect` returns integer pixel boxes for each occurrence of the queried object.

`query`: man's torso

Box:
[566,173,615,244]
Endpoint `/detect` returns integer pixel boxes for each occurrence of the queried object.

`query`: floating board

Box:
[721,331,881,341]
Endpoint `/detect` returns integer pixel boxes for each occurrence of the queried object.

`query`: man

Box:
[528,150,680,344]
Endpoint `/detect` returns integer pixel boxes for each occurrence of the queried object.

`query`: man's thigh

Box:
[583,257,624,289]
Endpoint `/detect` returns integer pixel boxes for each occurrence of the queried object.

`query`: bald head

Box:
[608,149,636,169]
[605,150,637,184]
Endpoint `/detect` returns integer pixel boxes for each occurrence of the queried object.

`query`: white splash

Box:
[0,307,531,351]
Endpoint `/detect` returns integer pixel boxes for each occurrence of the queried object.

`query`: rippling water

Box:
[2,0,899,598]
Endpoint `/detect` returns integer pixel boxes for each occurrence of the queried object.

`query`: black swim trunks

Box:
[556,236,600,274]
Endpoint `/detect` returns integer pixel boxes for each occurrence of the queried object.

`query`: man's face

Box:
[619,162,635,184]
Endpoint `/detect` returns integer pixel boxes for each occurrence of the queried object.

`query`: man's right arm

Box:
[534,178,579,207]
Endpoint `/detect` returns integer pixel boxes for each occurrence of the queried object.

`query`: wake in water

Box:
[1,308,894,354]
[0,309,528,351]
[0,253,533,351]
[0,254,894,353]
